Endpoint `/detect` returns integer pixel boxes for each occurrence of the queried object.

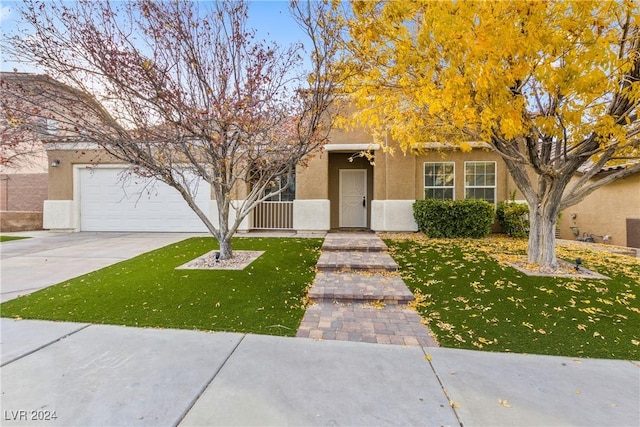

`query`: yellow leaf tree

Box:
[334,0,640,271]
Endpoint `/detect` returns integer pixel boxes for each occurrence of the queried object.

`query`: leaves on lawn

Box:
[382,233,640,360]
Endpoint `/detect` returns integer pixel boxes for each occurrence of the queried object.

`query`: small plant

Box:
[413,199,494,238]
[496,201,530,238]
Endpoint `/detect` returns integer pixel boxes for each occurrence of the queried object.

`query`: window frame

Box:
[263,173,296,202]
[464,161,497,204]
[423,161,455,200]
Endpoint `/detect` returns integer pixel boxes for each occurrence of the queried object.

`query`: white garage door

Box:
[79,167,210,232]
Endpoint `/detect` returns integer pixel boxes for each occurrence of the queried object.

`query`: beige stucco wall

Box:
[295,123,376,201]
[296,151,329,199]
[559,173,640,248]
[0,149,48,174]
[382,151,417,200]
[46,149,116,200]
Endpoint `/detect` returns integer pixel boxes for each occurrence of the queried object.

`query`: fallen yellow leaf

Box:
[498,399,512,408]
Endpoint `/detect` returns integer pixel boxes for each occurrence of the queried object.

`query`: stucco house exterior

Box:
[0,73,56,231]
[43,126,639,250]
[43,121,518,235]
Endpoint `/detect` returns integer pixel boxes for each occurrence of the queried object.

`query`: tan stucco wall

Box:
[381,151,417,200]
[559,173,640,248]
[296,151,329,199]
[296,122,376,201]
[46,149,116,200]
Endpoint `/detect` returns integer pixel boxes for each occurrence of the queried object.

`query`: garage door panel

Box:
[79,168,210,232]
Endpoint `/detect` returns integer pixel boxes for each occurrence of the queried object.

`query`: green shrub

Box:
[413,199,495,238]
[496,201,530,237]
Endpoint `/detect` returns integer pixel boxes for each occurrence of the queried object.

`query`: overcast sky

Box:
[0,1,308,73]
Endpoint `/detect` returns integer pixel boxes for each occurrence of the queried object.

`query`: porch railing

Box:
[252,201,294,229]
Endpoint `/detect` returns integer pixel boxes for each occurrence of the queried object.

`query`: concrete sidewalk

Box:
[1,318,638,426]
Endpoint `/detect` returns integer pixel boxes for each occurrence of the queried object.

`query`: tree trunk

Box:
[218,237,233,260]
[527,203,559,271]
[501,155,567,273]
[216,199,234,261]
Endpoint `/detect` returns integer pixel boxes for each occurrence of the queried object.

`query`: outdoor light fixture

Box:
[575,258,582,272]
[51,159,60,167]
[215,252,220,263]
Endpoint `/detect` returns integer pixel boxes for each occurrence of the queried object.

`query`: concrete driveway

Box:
[1,232,199,302]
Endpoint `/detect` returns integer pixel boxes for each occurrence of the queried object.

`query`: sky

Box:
[0,0,309,73]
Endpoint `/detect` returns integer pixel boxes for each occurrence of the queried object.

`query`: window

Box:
[264,173,295,202]
[465,161,496,204]
[424,162,455,200]
[45,118,58,135]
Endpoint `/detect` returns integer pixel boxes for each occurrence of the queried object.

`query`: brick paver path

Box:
[297,232,438,347]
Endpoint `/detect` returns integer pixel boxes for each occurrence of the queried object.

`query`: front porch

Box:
[250,145,418,233]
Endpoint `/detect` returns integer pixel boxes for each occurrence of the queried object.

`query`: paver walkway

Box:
[297,232,438,347]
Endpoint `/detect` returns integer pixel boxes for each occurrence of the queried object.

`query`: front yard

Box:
[0,237,322,336]
[384,234,640,360]
[2,232,638,360]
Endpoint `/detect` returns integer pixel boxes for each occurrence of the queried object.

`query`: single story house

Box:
[43,121,519,234]
[44,125,639,250]
[8,74,635,248]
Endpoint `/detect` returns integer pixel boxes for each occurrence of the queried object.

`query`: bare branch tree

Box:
[2,0,339,259]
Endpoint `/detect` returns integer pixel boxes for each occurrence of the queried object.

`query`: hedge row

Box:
[413,199,495,238]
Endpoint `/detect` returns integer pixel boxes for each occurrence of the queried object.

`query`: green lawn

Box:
[0,235,31,242]
[0,237,322,336]
[385,234,640,360]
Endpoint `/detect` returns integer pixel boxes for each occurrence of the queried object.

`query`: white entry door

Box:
[339,169,367,228]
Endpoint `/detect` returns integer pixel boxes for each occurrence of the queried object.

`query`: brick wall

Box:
[0,173,48,211]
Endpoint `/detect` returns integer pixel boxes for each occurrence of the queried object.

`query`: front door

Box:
[339,169,367,228]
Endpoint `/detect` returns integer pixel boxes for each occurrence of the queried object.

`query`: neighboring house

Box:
[0,72,57,231]
[0,159,48,232]
[558,166,640,249]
